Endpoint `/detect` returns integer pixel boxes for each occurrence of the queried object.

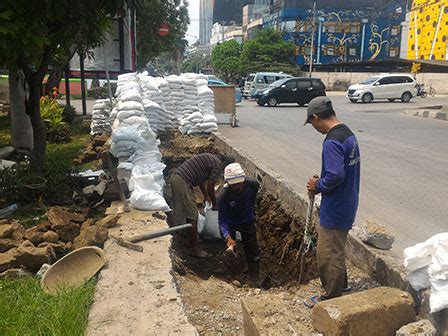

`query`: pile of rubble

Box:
[74,134,110,165]
[0,207,118,275]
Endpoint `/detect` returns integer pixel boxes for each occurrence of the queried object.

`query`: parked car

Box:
[242,73,255,98]
[346,74,418,103]
[208,78,242,103]
[257,77,326,107]
[243,72,293,98]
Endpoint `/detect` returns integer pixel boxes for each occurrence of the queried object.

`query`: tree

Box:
[240,28,297,75]
[0,1,122,172]
[211,40,242,83]
[136,0,189,69]
[182,51,211,74]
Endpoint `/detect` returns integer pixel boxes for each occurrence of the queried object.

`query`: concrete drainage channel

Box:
[159,132,392,335]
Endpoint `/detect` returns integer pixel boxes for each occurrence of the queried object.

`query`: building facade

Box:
[200,0,214,45]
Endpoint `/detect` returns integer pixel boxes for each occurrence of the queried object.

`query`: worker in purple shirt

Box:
[303,96,361,308]
[218,163,261,285]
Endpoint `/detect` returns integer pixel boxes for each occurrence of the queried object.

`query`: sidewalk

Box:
[86,202,196,335]
[404,106,448,121]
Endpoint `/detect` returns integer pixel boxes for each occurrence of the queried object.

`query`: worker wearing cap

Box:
[218,163,261,284]
[303,96,361,308]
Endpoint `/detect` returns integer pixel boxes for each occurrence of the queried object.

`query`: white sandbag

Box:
[130,189,170,211]
[186,112,204,122]
[119,116,149,127]
[203,114,217,123]
[117,162,133,171]
[116,100,144,112]
[117,110,144,121]
[119,89,142,103]
[408,266,431,291]
[200,121,217,129]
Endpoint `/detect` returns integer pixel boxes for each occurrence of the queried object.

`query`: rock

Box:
[312,287,415,336]
[38,241,71,258]
[0,223,16,238]
[20,240,35,248]
[95,214,119,228]
[92,134,108,147]
[356,220,395,250]
[152,212,167,220]
[232,280,242,288]
[81,218,96,230]
[0,268,31,279]
[0,249,19,272]
[396,319,437,336]
[0,146,14,159]
[15,244,56,272]
[24,226,45,245]
[10,222,25,241]
[43,231,59,243]
[53,222,80,242]
[0,238,20,253]
[47,207,85,227]
[73,226,108,249]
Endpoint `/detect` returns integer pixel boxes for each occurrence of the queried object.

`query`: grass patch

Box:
[0,277,96,335]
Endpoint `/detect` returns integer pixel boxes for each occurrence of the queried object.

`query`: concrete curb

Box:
[403,108,447,121]
[211,131,447,332]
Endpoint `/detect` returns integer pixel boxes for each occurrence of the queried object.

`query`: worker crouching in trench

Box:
[218,163,262,287]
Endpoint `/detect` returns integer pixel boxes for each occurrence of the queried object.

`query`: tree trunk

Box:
[9,70,33,153]
[45,67,63,96]
[26,77,46,173]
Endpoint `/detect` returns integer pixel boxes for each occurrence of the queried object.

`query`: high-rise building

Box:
[199,0,214,45]
[213,0,243,25]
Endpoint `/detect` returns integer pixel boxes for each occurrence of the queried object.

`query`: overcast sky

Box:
[186,0,200,44]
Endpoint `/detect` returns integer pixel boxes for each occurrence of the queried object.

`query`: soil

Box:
[162,132,380,334]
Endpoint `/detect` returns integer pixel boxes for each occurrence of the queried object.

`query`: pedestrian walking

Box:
[302,97,361,308]
[170,153,233,258]
[218,163,261,286]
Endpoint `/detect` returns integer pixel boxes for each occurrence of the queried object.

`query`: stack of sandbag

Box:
[158,77,177,128]
[143,99,166,133]
[180,77,201,120]
[166,75,184,123]
[178,111,218,135]
[404,232,448,313]
[197,82,215,115]
[90,99,112,135]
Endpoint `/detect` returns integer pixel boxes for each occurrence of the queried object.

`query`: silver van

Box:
[243,72,293,98]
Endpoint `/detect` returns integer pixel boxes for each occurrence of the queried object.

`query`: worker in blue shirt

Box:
[218,163,261,285]
[303,96,361,308]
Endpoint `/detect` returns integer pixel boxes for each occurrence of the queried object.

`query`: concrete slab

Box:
[312,287,415,336]
[86,202,196,335]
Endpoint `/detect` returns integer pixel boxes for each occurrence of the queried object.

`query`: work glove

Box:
[226,236,236,255]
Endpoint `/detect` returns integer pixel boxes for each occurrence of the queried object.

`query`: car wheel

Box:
[349,99,358,103]
[257,101,264,106]
[361,93,373,103]
[401,92,412,103]
[267,97,278,107]
[388,98,395,102]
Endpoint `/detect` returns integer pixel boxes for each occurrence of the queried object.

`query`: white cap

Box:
[224,163,245,185]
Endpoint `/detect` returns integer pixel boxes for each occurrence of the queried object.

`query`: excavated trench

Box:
[160,131,377,334]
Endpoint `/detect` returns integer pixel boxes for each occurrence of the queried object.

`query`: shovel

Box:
[110,223,193,252]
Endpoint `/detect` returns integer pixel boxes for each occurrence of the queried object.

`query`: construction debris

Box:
[396,319,437,336]
[355,220,395,250]
[312,287,415,335]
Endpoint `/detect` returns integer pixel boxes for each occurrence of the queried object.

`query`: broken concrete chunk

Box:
[396,319,436,336]
[43,230,59,243]
[47,207,85,227]
[15,244,56,273]
[356,220,395,250]
[0,249,19,272]
[95,214,119,228]
[73,226,108,249]
[93,180,107,196]
[0,146,14,159]
[0,238,20,253]
[81,219,96,230]
[82,185,96,195]
[24,226,45,245]
[38,241,71,258]
[0,268,32,279]
[53,222,80,243]
[0,223,16,239]
[312,287,415,336]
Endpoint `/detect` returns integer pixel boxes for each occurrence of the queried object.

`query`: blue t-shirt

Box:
[316,124,360,230]
[218,177,260,238]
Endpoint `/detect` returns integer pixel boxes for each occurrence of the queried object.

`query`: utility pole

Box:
[308,2,316,78]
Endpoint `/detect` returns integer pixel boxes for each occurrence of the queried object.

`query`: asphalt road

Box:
[218,93,448,255]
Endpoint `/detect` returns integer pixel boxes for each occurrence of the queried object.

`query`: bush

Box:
[62,104,77,123]
[40,96,71,143]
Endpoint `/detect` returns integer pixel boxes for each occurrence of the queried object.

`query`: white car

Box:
[346,74,418,103]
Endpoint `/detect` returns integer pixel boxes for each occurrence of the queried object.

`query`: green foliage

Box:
[211,40,242,83]
[62,104,77,123]
[40,96,71,143]
[0,277,96,335]
[136,0,190,68]
[182,51,211,73]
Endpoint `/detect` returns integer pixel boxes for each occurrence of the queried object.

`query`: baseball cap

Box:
[303,96,335,126]
[224,163,245,185]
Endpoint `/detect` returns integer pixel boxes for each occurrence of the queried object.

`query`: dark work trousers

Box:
[227,220,260,276]
[316,225,349,299]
